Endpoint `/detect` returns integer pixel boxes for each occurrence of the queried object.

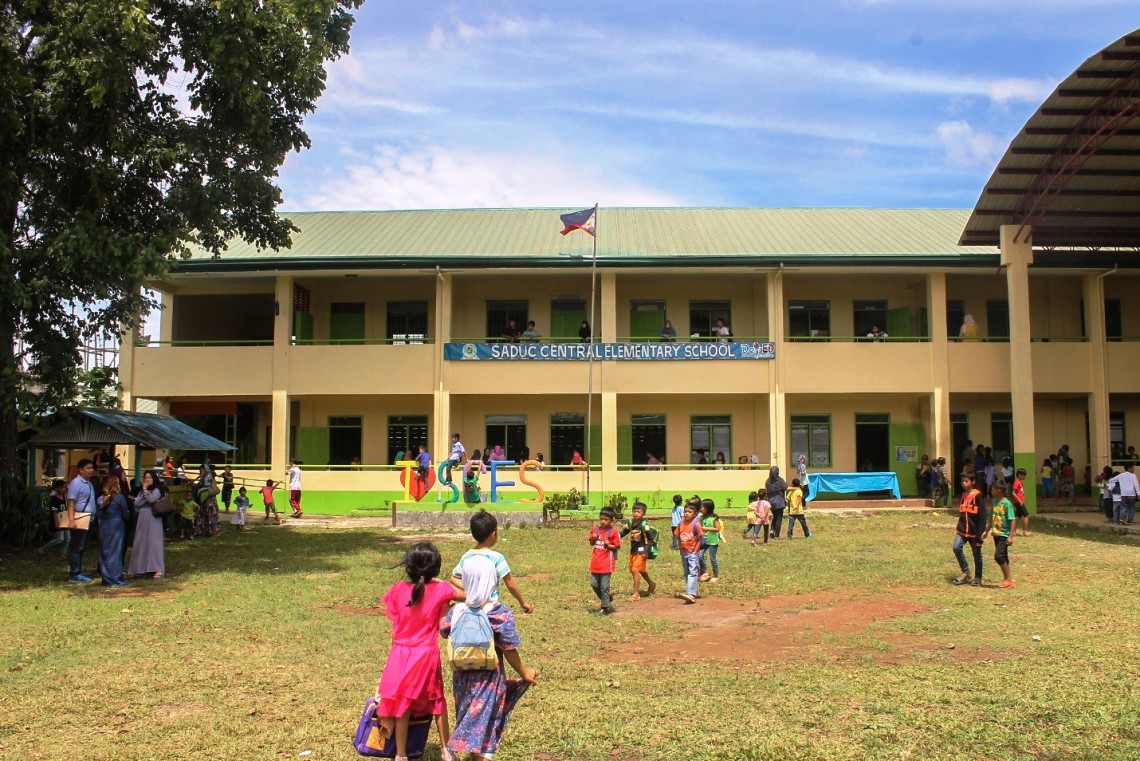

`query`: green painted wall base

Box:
[1014,452,1038,514]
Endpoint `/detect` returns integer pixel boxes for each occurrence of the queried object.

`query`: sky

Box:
[274,1,1140,213]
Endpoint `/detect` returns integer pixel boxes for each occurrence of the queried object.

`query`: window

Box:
[790,415,831,468]
[330,303,365,344]
[689,300,731,340]
[329,416,362,465]
[550,300,586,342]
[1107,299,1123,341]
[986,300,1010,339]
[854,300,888,339]
[1111,411,1126,460]
[486,300,528,341]
[388,416,428,465]
[690,415,731,464]
[387,301,428,344]
[991,412,1013,463]
[549,413,585,466]
[485,414,528,462]
[630,301,666,341]
[631,414,667,467]
[788,300,830,339]
[946,300,965,338]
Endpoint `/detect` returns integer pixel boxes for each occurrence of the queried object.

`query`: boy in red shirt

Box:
[1012,467,1031,537]
[588,507,621,615]
[952,472,987,587]
[674,499,705,604]
[260,479,282,525]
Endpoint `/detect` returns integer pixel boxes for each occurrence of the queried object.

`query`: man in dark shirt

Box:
[501,319,520,343]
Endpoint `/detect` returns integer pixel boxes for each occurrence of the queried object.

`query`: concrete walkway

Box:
[1037,509,1140,536]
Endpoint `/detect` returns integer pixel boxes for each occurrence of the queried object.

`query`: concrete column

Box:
[600,271,617,342]
[766,270,786,469]
[1000,225,1037,513]
[433,274,453,458]
[601,390,618,494]
[118,323,136,414]
[1084,273,1110,473]
[271,276,293,474]
[927,273,952,461]
[159,290,173,343]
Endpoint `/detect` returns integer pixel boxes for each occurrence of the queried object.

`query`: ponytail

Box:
[402,542,442,607]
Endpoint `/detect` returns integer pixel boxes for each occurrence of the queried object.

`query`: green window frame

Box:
[690,415,731,464]
[791,415,831,468]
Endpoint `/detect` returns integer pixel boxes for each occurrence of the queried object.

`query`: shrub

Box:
[0,476,49,548]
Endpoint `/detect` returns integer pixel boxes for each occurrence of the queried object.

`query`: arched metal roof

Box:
[960,29,1140,249]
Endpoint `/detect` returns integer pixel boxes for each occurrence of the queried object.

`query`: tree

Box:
[0,1,363,476]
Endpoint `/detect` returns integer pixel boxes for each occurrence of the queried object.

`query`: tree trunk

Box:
[0,324,20,478]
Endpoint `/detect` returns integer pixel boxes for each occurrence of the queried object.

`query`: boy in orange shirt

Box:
[674,499,705,604]
[588,507,621,615]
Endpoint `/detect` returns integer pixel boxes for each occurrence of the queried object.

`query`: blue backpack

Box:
[447,607,497,670]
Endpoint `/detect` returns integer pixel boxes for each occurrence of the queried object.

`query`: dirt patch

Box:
[326,604,384,616]
[153,702,209,720]
[609,592,978,666]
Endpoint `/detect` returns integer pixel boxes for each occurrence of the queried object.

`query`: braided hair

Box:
[403,542,442,607]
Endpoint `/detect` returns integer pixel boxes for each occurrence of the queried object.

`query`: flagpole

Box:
[585,203,598,507]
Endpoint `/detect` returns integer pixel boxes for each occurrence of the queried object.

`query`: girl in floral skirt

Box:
[444,555,538,760]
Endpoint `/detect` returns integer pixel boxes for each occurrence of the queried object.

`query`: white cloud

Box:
[291,144,687,211]
[936,120,1005,167]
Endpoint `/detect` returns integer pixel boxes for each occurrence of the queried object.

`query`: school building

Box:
[117,30,1140,511]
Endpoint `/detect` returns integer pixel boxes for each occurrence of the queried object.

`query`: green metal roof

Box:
[179,208,998,271]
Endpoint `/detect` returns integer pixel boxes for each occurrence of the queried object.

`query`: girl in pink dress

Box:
[375,542,461,761]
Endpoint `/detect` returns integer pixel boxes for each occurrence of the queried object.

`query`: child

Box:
[450,510,535,614]
[220,465,234,512]
[1040,459,1054,498]
[443,555,538,761]
[416,445,431,482]
[230,486,250,533]
[374,542,458,761]
[988,482,1016,588]
[36,479,70,559]
[445,433,465,485]
[669,493,684,550]
[176,494,197,540]
[952,472,987,587]
[786,479,810,539]
[1011,468,1031,537]
[619,501,657,600]
[698,499,723,581]
[260,479,282,524]
[588,507,621,614]
[674,500,704,604]
[747,489,772,546]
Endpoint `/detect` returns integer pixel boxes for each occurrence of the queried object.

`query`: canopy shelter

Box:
[960,29,1140,251]
[24,408,235,452]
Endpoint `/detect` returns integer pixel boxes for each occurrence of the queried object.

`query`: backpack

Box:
[627,518,660,560]
[447,607,497,670]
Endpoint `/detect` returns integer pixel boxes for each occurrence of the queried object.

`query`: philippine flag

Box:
[559,207,596,237]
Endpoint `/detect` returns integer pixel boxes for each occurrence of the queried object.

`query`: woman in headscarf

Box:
[443,555,537,761]
[959,314,979,341]
[97,476,130,586]
[488,445,506,463]
[129,470,166,579]
[765,466,788,539]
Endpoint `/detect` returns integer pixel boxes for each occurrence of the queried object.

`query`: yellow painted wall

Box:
[1029,275,1084,339]
[449,272,595,340]
[946,274,1009,337]
[133,346,274,397]
[299,276,437,342]
[613,273,768,338]
[783,274,927,338]
[783,393,928,471]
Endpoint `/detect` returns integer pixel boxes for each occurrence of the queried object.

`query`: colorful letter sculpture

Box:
[436,461,460,504]
[518,460,544,503]
[397,460,435,502]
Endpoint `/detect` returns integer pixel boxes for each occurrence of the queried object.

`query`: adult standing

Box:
[765,466,788,540]
[65,459,97,583]
[579,320,592,343]
[130,471,166,578]
[220,465,235,512]
[287,459,303,519]
[1109,463,1139,525]
[959,314,979,340]
[96,477,130,586]
[714,317,732,342]
[193,473,222,536]
[659,320,677,342]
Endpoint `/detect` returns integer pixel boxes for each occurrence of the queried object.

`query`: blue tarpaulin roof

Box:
[24,408,235,451]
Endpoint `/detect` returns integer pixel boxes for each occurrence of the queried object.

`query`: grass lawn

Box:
[2,512,1139,760]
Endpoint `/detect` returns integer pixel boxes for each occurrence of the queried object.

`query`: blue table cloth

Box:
[805,472,901,502]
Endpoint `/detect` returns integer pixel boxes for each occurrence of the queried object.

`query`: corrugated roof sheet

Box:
[181,208,995,268]
[961,29,1140,248]
[26,409,235,451]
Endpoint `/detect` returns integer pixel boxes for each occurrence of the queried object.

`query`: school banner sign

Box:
[444,341,776,361]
